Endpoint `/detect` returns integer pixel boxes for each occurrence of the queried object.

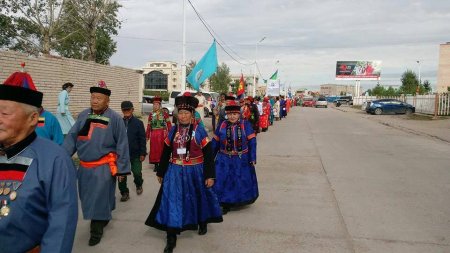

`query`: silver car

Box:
[142,96,174,115]
[315,97,328,108]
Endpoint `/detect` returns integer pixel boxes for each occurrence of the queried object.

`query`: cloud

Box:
[112,0,450,90]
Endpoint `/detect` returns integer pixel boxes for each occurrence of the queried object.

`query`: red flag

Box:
[237,73,245,97]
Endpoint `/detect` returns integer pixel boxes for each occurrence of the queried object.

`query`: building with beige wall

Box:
[0,50,142,116]
[437,42,450,93]
[320,84,355,96]
[142,61,212,92]
[142,61,181,92]
[230,74,261,95]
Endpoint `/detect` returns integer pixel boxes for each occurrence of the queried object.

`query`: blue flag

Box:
[187,41,218,91]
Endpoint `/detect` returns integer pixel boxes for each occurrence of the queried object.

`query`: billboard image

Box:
[336,61,382,80]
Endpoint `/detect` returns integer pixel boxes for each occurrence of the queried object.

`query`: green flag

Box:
[270,70,278,80]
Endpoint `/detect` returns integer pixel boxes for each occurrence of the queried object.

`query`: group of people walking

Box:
[0,67,293,253]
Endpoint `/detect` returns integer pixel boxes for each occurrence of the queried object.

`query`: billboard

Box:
[336,61,382,80]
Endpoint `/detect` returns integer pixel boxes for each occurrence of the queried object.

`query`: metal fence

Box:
[353,94,450,116]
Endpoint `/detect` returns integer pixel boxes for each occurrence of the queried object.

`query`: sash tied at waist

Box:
[80,153,118,176]
[171,156,204,166]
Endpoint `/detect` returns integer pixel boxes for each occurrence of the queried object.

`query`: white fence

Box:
[353,94,450,116]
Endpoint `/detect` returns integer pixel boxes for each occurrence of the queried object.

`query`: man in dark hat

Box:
[63,80,131,246]
[0,74,78,252]
[119,100,146,201]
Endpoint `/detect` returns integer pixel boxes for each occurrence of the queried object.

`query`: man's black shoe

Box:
[120,192,130,202]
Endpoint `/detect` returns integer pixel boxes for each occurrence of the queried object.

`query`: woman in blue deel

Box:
[145,94,222,253]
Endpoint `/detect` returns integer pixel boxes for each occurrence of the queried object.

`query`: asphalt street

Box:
[72,107,450,253]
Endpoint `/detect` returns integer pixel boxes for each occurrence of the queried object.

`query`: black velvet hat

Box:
[175,95,199,112]
[90,80,111,96]
[0,85,43,108]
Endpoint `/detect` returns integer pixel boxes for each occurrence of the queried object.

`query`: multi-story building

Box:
[230,74,259,95]
[320,84,355,96]
[142,61,213,92]
[142,61,181,92]
[437,42,450,93]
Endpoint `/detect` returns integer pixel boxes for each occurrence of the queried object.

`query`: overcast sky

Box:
[111,0,450,91]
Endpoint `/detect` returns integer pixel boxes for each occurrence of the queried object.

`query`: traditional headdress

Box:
[175,94,199,112]
[225,100,241,113]
[0,66,43,108]
[153,96,162,103]
[90,80,111,96]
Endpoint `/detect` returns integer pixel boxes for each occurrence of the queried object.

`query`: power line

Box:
[186,0,254,66]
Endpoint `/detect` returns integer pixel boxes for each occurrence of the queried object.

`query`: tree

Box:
[209,63,232,94]
[56,0,121,63]
[400,70,419,95]
[1,0,69,55]
[185,60,196,89]
[0,13,15,48]
[370,84,386,96]
[385,86,398,96]
[422,80,432,94]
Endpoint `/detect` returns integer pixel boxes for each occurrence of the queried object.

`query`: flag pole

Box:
[253,37,266,97]
[181,0,187,91]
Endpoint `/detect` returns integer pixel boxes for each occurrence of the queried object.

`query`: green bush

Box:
[143,90,170,101]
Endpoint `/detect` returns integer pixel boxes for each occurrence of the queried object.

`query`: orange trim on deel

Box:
[78,123,108,141]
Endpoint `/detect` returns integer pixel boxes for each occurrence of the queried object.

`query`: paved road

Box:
[72,107,450,253]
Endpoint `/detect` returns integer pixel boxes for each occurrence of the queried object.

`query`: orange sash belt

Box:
[80,153,118,176]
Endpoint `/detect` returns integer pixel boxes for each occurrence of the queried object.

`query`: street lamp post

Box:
[253,37,266,97]
[416,60,421,86]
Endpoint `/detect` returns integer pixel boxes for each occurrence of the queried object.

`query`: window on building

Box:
[144,71,168,90]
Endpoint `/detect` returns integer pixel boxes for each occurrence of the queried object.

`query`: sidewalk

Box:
[333,106,450,143]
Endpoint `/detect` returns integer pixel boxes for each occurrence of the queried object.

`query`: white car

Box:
[315,97,328,108]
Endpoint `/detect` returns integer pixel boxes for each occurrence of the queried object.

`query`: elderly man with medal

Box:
[212,96,259,214]
[145,93,222,253]
[0,70,78,253]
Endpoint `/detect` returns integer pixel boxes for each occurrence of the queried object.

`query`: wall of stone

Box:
[0,50,143,117]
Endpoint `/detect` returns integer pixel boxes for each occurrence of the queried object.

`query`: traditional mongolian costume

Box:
[212,99,259,214]
[35,108,64,145]
[0,73,78,253]
[146,95,222,253]
[56,83,75,134]
[63,81,131,246]
[259,97,271,132]
[146,96,171,170]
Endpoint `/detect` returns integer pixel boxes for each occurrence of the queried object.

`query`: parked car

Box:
[333,96,353,107]
[366,99,415,115]
[142,95,174,115]
[315,97,328,108]
[302,97,316,107]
